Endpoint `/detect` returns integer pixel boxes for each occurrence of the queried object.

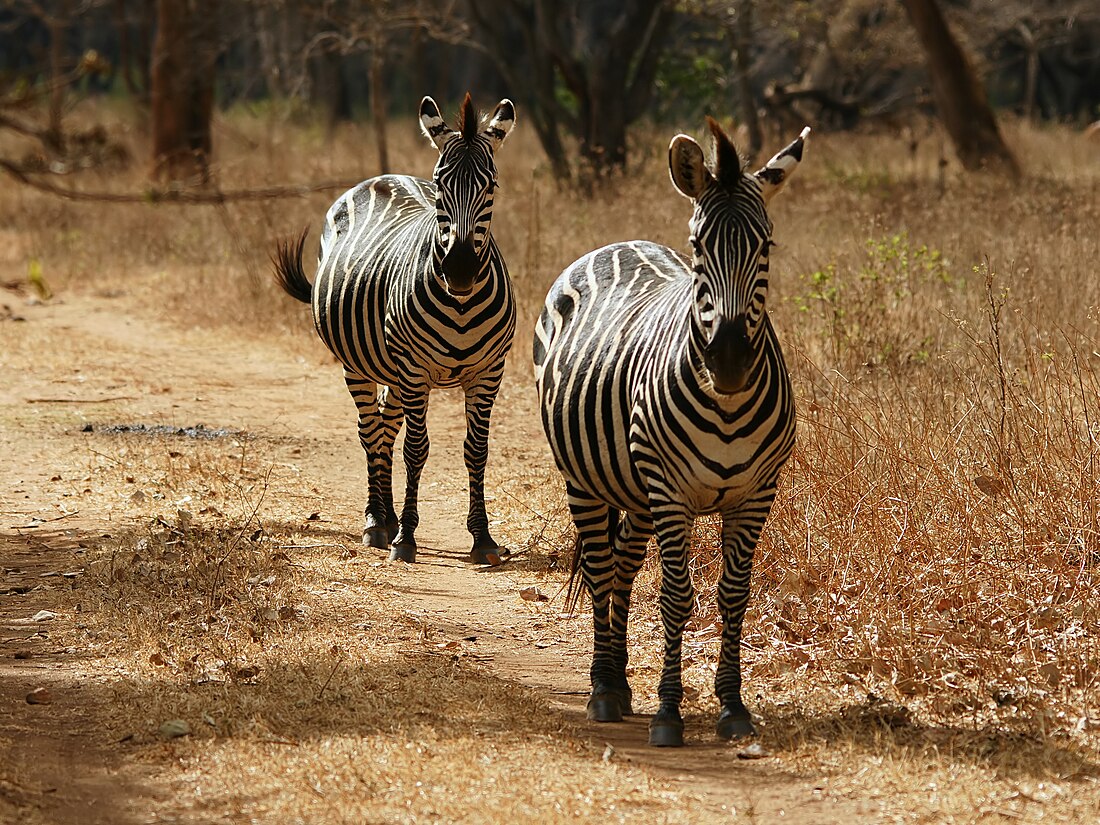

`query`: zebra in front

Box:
[274,94,516,565]
[534,119,809,746]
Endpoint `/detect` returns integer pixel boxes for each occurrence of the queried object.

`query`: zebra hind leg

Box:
[606,510,654,717]
[463,375,505,565]
[567,487,626,723]
[345,375,401,551]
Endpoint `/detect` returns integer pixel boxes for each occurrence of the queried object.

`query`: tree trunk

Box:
[151,0,219,182]
[311,50,350,143]
[901,0,1019,177]
[368,46,390,175]
[730,0,762,160]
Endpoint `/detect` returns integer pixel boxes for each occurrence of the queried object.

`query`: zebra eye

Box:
[689,237,703,255]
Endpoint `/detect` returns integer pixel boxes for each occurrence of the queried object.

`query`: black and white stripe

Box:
[275,94,516,565]
[534,120,809,746]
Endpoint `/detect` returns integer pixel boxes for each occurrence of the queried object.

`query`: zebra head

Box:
[669,119,809,395]
[420,93,516,297]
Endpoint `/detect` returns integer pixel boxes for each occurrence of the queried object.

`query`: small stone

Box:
[158,719,190,739]
[736,742,771,760]
[26,687,52,705]
[32,610,56,622]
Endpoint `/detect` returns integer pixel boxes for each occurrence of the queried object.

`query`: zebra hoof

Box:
[648,718,685,748]
[586,692,624,723]
[363,527,390,550]
[716,708,756,740]
[388,543,417,564]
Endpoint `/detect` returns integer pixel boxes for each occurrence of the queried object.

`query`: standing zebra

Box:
[274,94,516,565]
[534,119,809,747]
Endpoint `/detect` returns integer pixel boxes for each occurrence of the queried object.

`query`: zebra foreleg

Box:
[650,503,693,747]
[607,511,654,717]
[372,385,403,543]
[567,486,625,723]
[714,497,773,740]
[345,374,400,550]
[463,374,504,565]
[390,386,430,563]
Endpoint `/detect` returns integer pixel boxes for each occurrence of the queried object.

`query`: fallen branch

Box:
[0,157,358,204]
[25,396,136,403]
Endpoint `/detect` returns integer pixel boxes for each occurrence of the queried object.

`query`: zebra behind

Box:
[534,119,809,747]
[274,94,516,565]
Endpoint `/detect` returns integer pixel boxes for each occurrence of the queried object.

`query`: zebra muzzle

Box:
[703,315,753,394]
[441,238,481,296]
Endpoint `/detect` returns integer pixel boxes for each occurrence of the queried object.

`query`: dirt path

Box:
[0,292,864,823]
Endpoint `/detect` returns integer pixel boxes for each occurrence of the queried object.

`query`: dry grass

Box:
[4,97,1100,821]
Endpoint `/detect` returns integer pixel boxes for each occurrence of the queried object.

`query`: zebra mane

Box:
[457,92,479,142]
[706,116,743,191]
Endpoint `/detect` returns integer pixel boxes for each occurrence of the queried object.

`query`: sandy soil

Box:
[0,289,872,823]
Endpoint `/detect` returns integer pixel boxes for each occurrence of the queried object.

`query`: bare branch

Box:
[0,158,359,204]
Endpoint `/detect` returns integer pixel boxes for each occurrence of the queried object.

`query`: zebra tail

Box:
[564,508,620,613]
[272,229,313,304]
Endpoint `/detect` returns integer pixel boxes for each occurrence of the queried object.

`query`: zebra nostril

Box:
[441,237,481,293]
[703,314,753,392]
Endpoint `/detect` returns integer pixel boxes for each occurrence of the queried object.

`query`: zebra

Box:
[274,93,516,565]
[533,119,809,747]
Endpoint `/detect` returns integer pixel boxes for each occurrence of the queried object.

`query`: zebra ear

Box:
[668,134,711,200]
[755,126,810,204]
[484,99,516,151]
[420,96,456,151]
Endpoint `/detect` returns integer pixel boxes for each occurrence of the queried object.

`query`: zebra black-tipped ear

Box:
[420,96,456,151]
[669,134,711,200]
[707,117,742,190]
[484,99,515,151]
[755,126,810,204]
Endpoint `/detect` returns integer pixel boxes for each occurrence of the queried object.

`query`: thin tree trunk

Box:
[1016,22,1039,121]
[731,0,762,159]
[369,47,389,175]
[151,0,218,182]
[902,0,1019,177]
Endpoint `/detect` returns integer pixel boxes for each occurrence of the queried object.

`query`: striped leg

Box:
[567,485,625,722]
[345,373,402,550]
[607,511,653,716]
[390,382,430,563]
[463,369,504,565]
[715,489,776,740]
[649,501,693,747]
